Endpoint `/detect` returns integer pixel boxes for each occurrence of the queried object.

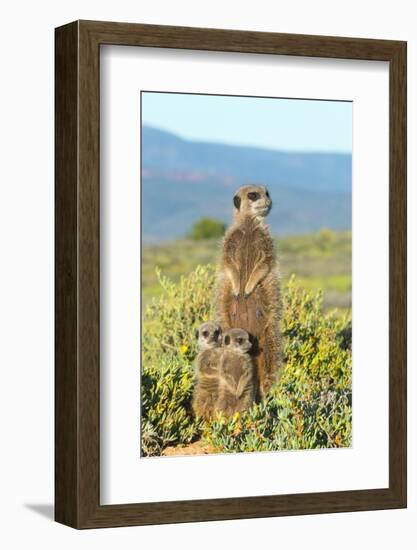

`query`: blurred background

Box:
[141,92,352,312]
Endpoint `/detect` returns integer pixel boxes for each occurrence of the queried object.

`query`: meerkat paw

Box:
[243,286,253,299]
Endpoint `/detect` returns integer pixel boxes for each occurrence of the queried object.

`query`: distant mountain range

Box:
[142,125,352,241]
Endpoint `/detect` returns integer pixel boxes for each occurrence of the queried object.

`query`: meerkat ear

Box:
[195,330,199,340]
[233,195,241,210]
[224,335,230,346]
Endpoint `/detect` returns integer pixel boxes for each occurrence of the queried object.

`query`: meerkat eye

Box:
[247,192,260,202]
[202,330,209,338]
[237,337,244,345]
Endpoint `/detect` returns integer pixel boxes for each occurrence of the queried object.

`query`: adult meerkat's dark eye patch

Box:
[265,190,270,198]
[202,330,209,338]
[237,337,244,345]
[224,335,231,346]
[233,195,241,209]
[247,192,260,201]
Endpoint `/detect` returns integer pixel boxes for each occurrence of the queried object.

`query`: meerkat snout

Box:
[196,321,222,350]
[223,328,252,354]
[233,185,272,219]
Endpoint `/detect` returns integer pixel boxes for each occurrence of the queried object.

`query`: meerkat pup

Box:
[215,328,256,417]
[216,184,282,400]
[192,321,223,419]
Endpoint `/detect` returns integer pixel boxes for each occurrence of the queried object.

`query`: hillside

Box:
[141,126,352,241]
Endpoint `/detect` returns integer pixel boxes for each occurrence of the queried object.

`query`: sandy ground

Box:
[162,440,217,457]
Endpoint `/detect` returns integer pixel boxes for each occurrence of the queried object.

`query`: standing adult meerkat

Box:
[215,328,256,417]
[216,184,282,399]
[192,321,223,419]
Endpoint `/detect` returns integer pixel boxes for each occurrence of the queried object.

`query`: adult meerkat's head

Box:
[233,185,272,220]
[223,328,252,354]
[196,321,222,350]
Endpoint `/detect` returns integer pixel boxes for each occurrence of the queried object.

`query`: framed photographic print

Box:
[55,20,407,528]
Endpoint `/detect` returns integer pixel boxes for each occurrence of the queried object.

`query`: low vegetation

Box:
[141,265,352,457]
[142,229,351,310]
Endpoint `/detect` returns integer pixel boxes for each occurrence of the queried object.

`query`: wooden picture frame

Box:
[55,20,407,529]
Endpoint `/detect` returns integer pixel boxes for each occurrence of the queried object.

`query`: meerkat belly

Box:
[232,226,270,336]
[235,227,260,289]
[219,353,254,413]
[232,286,268,337]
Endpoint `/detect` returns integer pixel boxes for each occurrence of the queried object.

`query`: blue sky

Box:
[141,92,352,154]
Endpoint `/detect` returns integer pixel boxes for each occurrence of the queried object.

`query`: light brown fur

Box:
[216,185,282,399]
[192,322,222,419]
[215,329,256,416]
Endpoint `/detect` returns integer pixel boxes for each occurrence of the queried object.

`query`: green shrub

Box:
[141,266,215,455]
[187,217,226,240]
[141,354,197,456]
[141,267,352,456]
